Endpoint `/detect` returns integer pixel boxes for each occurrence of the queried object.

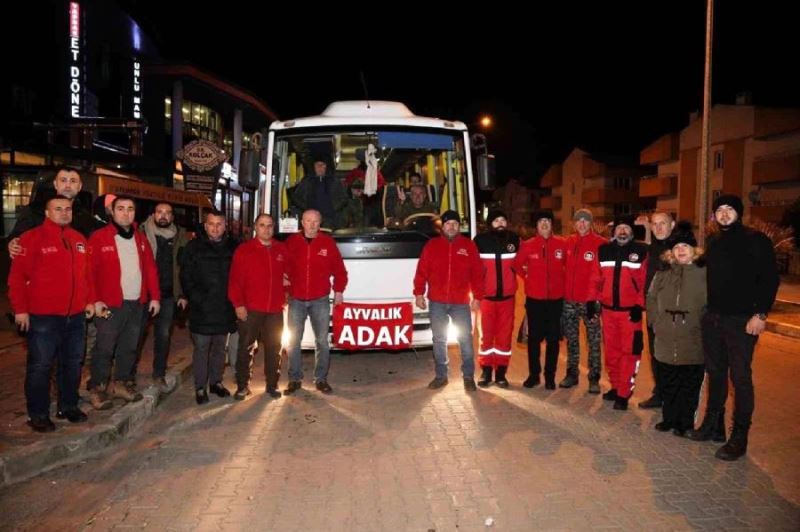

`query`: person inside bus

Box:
[395,184,437,222]
[341,179,367,229]
[289,155,348,230]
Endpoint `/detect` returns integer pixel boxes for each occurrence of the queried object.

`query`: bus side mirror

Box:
[476,153,496,191]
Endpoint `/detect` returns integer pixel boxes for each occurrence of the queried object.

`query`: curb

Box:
[765,320,800,340]
[0,357,193,487]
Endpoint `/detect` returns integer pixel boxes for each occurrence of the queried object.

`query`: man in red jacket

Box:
[87,196,160,407]
[474,209,519,388]
[515,210,566,390]
[414,210,484,391]
[228,214,288,400]
[284,209,348,395]
[8,196,96,432]
[560,208,606,393]
[589,215,649,411]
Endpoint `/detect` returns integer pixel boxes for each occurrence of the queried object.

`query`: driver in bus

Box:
[395,184,436,222]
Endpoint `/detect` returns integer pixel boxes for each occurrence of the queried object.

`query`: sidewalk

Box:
[768,275,800,338]
[0,319,198,487]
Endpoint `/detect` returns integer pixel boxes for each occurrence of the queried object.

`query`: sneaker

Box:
[284,381,302,395]
[154,376,173,394]
[654,421,673,432]
[88,388,114,410]
[196,388,209,405]
[210,382,231,398]
[559,373,579,388]
[602,389,618,402]
[27,417,56,433]
[522,375,540,388]
[463,378,477,392]
[112,381,143,403]
[265,388,282,399]
[56,408,88,423]
[234,386,252,401]
[427,377,448,389]
[638,396,662,409]
[587,381,601,394]
[545,379,556,390]
[315,380,333,394]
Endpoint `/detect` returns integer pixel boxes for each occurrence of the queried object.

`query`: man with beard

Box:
[589,215,649,411]
[639,211,676,410]
[140,203,189,393]
[689,195,779,461]
[474,210,520,387]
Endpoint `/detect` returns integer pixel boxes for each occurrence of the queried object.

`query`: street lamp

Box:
[479,115,493,129]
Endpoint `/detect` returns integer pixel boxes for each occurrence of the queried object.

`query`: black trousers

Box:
[525,298,563,381]
[660,363,704,430]
[235,311,283,390]
[646,325,664,400]
[702,312,758,427]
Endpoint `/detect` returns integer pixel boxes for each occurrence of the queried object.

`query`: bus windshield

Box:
[270,127,472,238]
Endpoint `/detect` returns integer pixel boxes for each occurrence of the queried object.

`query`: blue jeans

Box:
[287,296,331,382]
[25,314,86,419]
[429,301,475,379]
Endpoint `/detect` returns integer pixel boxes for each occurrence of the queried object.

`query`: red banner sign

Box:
[333,302,413,350]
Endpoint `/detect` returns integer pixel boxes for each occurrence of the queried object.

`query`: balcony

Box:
[639,174,677,197]
[539,195,562,210]
[752,153,800,185]
[582,187,638,205]
[640,133,679,165]
[750,204,791,223]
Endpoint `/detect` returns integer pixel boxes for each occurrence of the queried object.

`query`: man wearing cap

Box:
[474,209,520,387]
[639,211,676,409]
[289,156,348,230]
[589,215,649,410]
[560,208,606,393]
[515,210,566,390]
[342,179,366,228]
[414,210,484,391]
[689,194,779,461]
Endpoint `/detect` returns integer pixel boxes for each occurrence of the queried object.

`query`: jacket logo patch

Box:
[41,246,59,255]
[318,249,328,257]
[76,243,86,253]
[507,244,516,252]
[532,254,540,259]
[628,253,640,262]
[555,249,564,259]
[102,245,115,253]
[584,251,595,261]
[276,254,284,262]
[457,248,469,257]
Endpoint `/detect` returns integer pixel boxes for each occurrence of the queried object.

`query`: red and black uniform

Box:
[589,239,649,399]
[474,229,519,368]
[514,234,566,386]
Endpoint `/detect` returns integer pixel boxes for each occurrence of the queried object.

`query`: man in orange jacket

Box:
[9,196,96,431]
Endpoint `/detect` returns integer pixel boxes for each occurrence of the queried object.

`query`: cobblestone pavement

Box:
[1,327,799,531]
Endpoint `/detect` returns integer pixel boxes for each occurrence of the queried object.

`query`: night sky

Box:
[14,1,800,186]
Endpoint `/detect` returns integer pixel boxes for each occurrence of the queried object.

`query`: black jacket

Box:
[706,222,779,316]
[180,235,238,335]
[646,236,670,293]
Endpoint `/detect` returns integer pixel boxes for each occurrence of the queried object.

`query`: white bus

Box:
[262,101,493,348]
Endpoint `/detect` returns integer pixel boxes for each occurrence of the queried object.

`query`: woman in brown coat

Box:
[645,222,706,436]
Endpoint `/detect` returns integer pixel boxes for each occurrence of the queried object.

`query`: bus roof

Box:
[269,101,468,132]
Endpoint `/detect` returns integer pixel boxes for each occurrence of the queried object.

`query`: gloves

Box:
[629,306,643,323]
[586,301,599,321]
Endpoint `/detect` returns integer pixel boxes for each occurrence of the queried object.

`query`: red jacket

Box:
[514,235,566,300]
[285,233,348,301]
[8,218,95,316]
[564,232,607,302]
[589,240,649,309]
[474,230,520,300]
[414,235,485,304]
[89,223,160,307]
[228,238,288,313]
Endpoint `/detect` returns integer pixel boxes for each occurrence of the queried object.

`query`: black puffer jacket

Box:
[180,235,238,335]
